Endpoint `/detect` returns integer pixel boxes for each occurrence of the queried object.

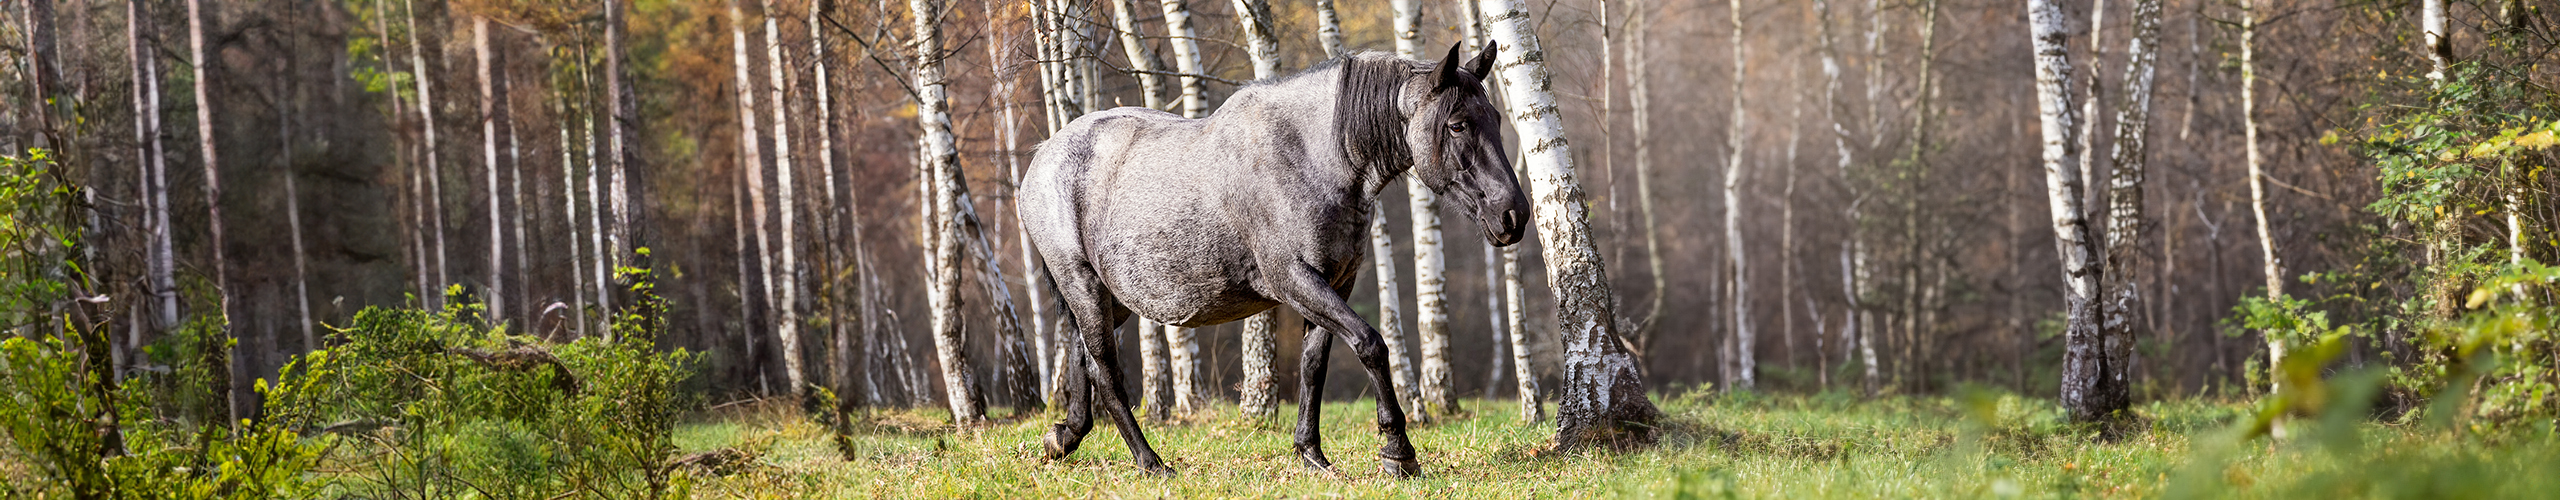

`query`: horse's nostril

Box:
[1504,209,1521,231]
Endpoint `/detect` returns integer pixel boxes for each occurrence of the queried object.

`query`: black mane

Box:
[1334,54,1416,175]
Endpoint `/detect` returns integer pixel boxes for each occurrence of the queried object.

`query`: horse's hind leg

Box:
[1276,266,1421,478]
[1293,319,1337,472]
[1076,307,1174,475]
[1042,327,1094,459]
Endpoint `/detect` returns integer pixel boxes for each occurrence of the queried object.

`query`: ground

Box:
[672,388,2558,498]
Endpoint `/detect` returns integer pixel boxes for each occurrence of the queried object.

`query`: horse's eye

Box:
[1448,121,1469,134]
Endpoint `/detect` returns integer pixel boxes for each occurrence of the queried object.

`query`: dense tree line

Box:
[3,0,2554,451]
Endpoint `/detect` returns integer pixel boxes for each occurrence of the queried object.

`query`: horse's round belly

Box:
[1094,235,1272,328]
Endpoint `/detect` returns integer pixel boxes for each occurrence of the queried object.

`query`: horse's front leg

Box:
[1277,266,1421,478]
[1293,317,1336,472]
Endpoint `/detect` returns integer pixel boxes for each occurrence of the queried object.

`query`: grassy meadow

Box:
[667,389,2559,498]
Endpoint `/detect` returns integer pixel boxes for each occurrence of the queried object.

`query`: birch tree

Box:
[1230,0,1283,419]
[1109,0,1168,110]
[558,97,589,339]
[477,16,507,326]
[279,46,314,352]
[1458,0,1541,423]
[1478,0,1660,446]
[2242,0,2282,396]
[2100,0,2163,409]
[1155,0,1210,415]
[765,0,807,396]
[404,0,449,310]
[129,0,176,333]
[2027,0,2124,422]
[1395,0,1458,417]
[729,0,778,394]
[916,0,982,423]
[1722,0,1755,391]
[1812,0,1878,395]
[186,0,249,425]
[603,0,640,312]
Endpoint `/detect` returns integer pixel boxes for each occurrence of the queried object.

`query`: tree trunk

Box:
[280,60,315,353]
[1812,0,1877,396]
[1141,318,1170,418]
[729,0,779,394]
[1315,0,1344,56]
[1230,0,1282,80]
[186,0,250,425]
[604,0,642,312]
[478,16,508,327]
[2100,0,2162,416]
[2077,0,2110,211]
[2242,0,2283,397]
[1157,0,1206,118]
[2028,0,2122,423]
[984,0,1041,412]
[764,0,807,396]
[1109,0,1168,110]
[1478,0,1659,447]
[2421,0,2449,81]
[1157,0,1213,412]
[24,0,62,141]
[1632,0,1665,338]
[1461,0,1541,423]
[558,97,589,339]
[131,0,177,333]
[1388,0,1457,418]
[1230,0,1283,419]
[916,0,982,423]
[404,0,449,310]
[1722,0,1755,391]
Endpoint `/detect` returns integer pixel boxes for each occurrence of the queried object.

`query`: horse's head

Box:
[1406,43,1530,247]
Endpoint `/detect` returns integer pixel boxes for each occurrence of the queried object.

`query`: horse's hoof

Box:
[1380,455,1422,478]
[1041,425,1075,460]
[1297,449,1337,474]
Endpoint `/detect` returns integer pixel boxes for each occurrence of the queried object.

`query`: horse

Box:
[1018,42,1528,478]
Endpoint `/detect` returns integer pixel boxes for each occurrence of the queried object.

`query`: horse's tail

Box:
[1034,258,1085,367]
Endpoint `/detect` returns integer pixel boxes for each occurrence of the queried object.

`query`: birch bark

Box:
[1722,0,1754,391]
[1479,0,1658,445]
[1231,0,1284,419]
[478,16,507,326]
[2242,0,2283,397]
[1394,0,1458,417]
[2100,0,2162,412]
[186,0,249,425]
[730,0,779,394]
[130,0,177,332]
[403,0,449,309]
[2028,0,2122,422]
[765,0,807,396]
[917,0,983,422]
[1110,0,1168,110]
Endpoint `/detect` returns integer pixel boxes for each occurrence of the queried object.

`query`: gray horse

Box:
[1019,42,1528,478]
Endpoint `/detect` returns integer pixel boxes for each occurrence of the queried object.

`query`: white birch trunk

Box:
[1231,0,1284,419]
[2241,0,2283,398]
[2077,0,2110,207]
[478,16,506,326]
[404,0,449,309]
[917,0,982,422]
[1141,318,1170,417]
[602,0,631,325]
[1480,0,1658,445]
[1109,0,1167,110]
[1230,0,1281,79]
[986,0,1045,404]
[1370,198,1425,421]
[765,0,806,396]
[280,75,314,351]
[1722,0,1754,391]
[730,0,780,394]
[1391,0,1457,417]
[559,99,589,339]
[1812,0,1877,396]
[187,0,249,425]
[2100,0,2162,412]
[2029,0,2119,422]
[2422,0,2448,81]
[1633,0,1665,333]
[131,0,177,332]
[1159,0,1206,119]
[508,89,531,334]
[1315,0,1344,57]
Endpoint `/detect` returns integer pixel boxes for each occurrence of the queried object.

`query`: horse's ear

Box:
[1434,43,1467,89]
[1466,42,1498,83]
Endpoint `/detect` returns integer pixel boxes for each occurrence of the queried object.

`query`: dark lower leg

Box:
[1044,334,1094,459]
[1294,325,1335,470]
[1081,328,1171,474]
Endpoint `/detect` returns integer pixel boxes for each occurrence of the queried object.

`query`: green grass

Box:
[671,388,2560,498]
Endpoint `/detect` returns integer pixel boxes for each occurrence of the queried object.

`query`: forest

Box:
[1,0,2556,496]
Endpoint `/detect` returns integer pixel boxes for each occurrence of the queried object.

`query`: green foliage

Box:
[288,276,698,499]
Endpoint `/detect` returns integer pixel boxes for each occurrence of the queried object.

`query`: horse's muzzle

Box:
[1489,208,1526,246]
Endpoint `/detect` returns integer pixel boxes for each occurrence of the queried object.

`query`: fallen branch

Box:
[446,345,582,396]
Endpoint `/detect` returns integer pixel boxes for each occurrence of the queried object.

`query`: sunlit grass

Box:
[670,388,2559,498]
